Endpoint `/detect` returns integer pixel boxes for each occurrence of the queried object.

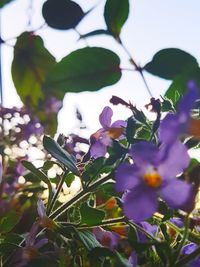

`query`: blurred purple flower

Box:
[93,227,120,250]
[129,251,137,267]
[115,140,192,222]
[0,159,2,183]
[181,243,200,267]
[159,81,199,144]
[90,106,126,158]
[170,217,184,228]
[45,96,62,113]
[137,221,157,242]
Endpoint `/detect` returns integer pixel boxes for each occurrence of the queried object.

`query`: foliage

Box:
[0,1,200,267]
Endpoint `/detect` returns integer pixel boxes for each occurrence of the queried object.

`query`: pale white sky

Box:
[1,0,200,135]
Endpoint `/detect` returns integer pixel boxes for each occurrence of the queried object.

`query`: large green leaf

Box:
[12,32,55,105]
[80,202,105,226]
[42,0,84,30]
[43,135,79,176]
[45,47,121,93]
[0,0,15,8]
[144,48,199,80]
[104,0,129,37]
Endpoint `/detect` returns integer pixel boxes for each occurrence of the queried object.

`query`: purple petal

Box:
[129,251,137,267]
[182,243,198,255]
[93,227,119,250]
[159,179,193,209]
[25,222,39,246]
[158,140,189,180]
[90,141,107,159]
[111,120,126,128]
[159,113,182,144]
[99,106,113,128]
[37,199,46,218]
[140,222,157,237]
[169,218,184,228]
[115,163,141,192]
[34,238,48,249]
[122,187,158,222]
[178,82,198,113]
[130,141,159,166]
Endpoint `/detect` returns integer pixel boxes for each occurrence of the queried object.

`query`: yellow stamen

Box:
[188,118,200,139]
[143,172,162,187]
[108,127,123,139]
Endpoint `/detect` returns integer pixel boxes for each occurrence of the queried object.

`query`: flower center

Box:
[108,127,123,139]
[143,172,162,187]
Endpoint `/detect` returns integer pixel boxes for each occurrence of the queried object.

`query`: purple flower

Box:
[159,81,199,144]
[0,159,2,183]
[170,217,184,228]
[181,243,200,267]
[93,227,120,250]
[129,251,137,267]
[90,106,126,159]
[137,222,157,242]
[45,96,62,113]
[115,140,192,222]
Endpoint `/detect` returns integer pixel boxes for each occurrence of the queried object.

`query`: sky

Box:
[1,0,200,136]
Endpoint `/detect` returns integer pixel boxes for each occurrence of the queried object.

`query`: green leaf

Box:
[65,172,75,187]
[43,135,79,176]
[79,29,111,39]
[22,160,53,201]
[76,230,102,250]
[45,47,121,93]
[88,248,131,267]
[0,211,21,233]
[42,0,84,30]
[0,0,15,8]
[104,0,129,37]
[144,48,199,80]
[165,68,200,105]
[0,242,21,257]
[12,32,55,106]
[80,202,105,226]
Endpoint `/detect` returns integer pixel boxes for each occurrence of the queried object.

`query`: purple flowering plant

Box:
[1,1,200,266]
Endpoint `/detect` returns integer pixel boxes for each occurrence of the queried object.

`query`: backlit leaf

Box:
[104,0,129,37]
[12,32,55,106]
[45,47,121,93]
[42,0,84,30]
[144,48,198,80]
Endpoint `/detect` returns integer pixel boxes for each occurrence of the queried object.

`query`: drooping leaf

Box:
[0,0,15,8]
[144,48,199,80]
[22,160,53,201]
[76,230,102,251]
[45,47,121,93]
[42,0,84,30]
[0,211,21,233]
[12,32,55,106]
[79,29,111,39]
[43,135,79,176]
[104,0,129,37]
[80,202,105,226]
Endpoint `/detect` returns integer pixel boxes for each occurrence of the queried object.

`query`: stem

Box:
[117,37,153,98]
[128,221,158,242]
[47,171,68,215]
[173,216,190,264]
[77,217,126,229]
[49,172,114,220]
